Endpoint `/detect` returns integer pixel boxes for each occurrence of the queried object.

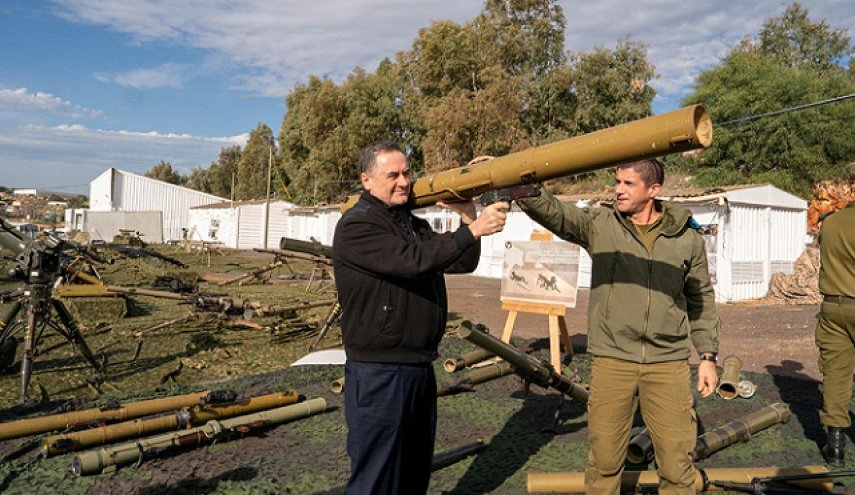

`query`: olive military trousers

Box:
[585,357,697,495]
[816,299,855,428]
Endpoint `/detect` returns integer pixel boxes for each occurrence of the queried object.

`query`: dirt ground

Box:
[445,274,823,381]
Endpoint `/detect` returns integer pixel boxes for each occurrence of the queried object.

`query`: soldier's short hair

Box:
[617,159,664,187]
[359,141,404,175]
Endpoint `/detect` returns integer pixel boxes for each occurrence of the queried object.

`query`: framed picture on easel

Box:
[500,241,581,308]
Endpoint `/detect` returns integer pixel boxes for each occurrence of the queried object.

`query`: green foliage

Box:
[758,2,853,72]
[279,62,405,204]
[185,145,244,199]
[144,161,186,186]
[682,3,855,197]
[273,0,659,204]
[235,124,276,201]
[571,39,655,133]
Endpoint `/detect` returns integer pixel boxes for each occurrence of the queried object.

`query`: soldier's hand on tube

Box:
[696,361,719,398]
[467,201,509,239]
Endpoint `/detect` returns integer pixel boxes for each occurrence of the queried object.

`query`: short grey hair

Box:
[358,141,404,175]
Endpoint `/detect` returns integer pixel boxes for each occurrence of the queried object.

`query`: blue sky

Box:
[1,0,853,195]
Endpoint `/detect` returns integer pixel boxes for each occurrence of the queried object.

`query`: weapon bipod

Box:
[308,300,341,352]
[0,282,103,402]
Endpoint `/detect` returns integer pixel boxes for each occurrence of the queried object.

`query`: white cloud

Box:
[94,63,189,89]
[52,0,481,96]
[0,87,103,119]
[51,0,855,104]
[0,123,247,191]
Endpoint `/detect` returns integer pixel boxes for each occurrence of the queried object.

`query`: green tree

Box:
[279,62,406,204]
[185,166,212,194]
[208,145,242,199]
[758,2,853,73]
[682,4,855,197]
[144,161,186,185]
[571,39,656,134]
[235,124,276,200]
[276,0,657,203]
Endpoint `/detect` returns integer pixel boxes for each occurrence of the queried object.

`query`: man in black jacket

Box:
[333,141,507,494]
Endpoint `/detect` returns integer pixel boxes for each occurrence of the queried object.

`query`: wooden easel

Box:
[499,229,573,371]
[500,300,572,372]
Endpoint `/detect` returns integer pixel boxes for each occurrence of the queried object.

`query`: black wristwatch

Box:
[699,354,718,364]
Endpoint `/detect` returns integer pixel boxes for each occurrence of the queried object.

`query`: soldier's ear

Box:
[648,183,662,198]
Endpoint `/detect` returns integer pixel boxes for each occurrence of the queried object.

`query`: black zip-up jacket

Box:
[333,191,481,363]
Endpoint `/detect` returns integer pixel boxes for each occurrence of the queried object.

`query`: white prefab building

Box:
[85,168,226,242]
[187,199,308,250]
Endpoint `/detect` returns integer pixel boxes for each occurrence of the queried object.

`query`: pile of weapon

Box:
[220,237,333,287]
[0,218,108,400]
[0,388,327,476]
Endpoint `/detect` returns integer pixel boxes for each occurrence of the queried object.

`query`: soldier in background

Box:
[815,201,855,467]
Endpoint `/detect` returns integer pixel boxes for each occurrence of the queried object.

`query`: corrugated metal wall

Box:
[728,205,770,300]
[89,169,225,241]
[237,203,264,249]
[768,208,807,275]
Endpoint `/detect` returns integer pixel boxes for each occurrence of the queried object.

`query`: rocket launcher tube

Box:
[443,348,496,373]
[342,105,712,212]
[626,402,792,464]
[457,321,588,403]
[527,466,832,493]
[436,361,514,396]
[72,397,327,476]
[693,402,791,461]
[716,355,742,400]
[0,390,211,441]
[42,390,299,457]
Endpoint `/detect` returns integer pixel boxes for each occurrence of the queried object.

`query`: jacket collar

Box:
[359,190,411,214]
[612,200,692,237]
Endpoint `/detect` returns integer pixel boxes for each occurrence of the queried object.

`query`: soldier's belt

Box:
[824,295,855,306]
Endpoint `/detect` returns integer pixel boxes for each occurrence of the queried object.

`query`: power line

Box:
[718,93,855,127]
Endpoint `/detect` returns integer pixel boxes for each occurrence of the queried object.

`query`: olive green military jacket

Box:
[518,190,719,363]
[818,201,855,298]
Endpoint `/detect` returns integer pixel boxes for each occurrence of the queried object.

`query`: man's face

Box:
[614,167,659,215]
[361,150,411,207]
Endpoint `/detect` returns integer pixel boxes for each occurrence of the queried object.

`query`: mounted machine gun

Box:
[0,218,107,401]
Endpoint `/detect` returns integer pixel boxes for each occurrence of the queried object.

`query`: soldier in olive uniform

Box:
[815,201,855,467]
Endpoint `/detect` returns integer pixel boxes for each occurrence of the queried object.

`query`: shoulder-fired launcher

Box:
[343,104,712,211]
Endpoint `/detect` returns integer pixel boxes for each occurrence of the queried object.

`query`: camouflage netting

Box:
[764,246,822,305]
[808,175,855,234]
[0,333,848,495]
[63,297,128,327]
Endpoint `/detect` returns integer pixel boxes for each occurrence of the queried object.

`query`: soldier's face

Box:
[361,150,411,207]
[614,168,659,215]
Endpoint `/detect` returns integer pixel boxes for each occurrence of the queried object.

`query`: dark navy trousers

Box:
[344,361,437,495]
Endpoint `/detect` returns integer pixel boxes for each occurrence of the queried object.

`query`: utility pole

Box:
[262,137,273,250]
